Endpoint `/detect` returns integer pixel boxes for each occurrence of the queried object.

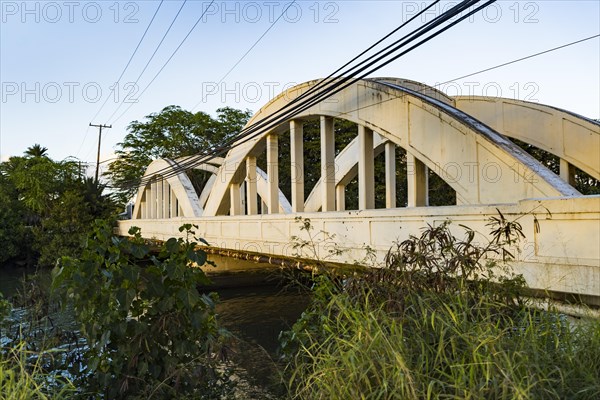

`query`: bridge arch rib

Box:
[202,78,579,216]
[133,158,203,219]
[453,96,600,183]
[133,157,292,219]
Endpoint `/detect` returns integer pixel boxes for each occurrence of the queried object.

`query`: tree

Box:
[24,144,48,158]
[105,105,252,204]
[0,147,117,268]
[0,172,28,264]
[53,222,232,398]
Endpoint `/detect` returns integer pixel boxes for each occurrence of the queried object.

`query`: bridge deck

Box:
[117,196,600,306]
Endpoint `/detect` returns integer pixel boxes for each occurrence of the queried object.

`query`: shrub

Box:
[52,221,232,399]
[281,213,600,399]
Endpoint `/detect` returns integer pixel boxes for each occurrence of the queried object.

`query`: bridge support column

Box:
[359,125,375,210]
[336,185,345,211]
[140,190,146,219]
[290,120,304,212]
[230,184,241,216]
[560,159,576,186]
[267,133,279,214]
[246,156,258,215]
[162,180,169,218]
[157,179,163,219]
[385,142,396,208]
[407,153,428,207]
[151,180,158,218]
[170,188,178,217]
[321,116,335,212]
[145,186,151,219]
[240,183,246,215]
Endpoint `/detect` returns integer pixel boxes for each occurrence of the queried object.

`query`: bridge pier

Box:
[229,183,242,216]
[407,153,429,207]
[336,184,346,211]
[290,120,304,212]
[321,116,336,211]
[246,156,258,215]
[267,133,279,214]
[385,142,396,208]
[359,125,375,210]
[151,180,158,218]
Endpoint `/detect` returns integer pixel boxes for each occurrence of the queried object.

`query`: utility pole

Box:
[89,123,112,182]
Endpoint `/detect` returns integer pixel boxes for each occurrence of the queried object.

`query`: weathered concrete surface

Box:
[454,96,600,181]
[117,196,600,306]
[120,78,600,306]
[198,79,577,216]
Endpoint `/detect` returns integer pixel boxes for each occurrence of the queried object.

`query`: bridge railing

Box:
[117,195,600,306]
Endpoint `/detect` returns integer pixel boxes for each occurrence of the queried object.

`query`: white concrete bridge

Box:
[116,78,600,306]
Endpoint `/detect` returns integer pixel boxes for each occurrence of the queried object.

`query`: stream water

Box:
[0,265,311,399]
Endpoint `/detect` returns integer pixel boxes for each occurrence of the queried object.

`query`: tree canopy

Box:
[105,106,252,203]
[0,148,116,267]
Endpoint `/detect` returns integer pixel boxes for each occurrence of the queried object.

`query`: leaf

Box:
[165,237,179,253]
[194,249,207,266]
[130,243,149,259]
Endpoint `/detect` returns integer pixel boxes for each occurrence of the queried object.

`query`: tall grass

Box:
[281,216,600,399]
[283,279,600,400]
[0,341,76,399]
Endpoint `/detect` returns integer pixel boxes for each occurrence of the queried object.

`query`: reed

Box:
[0,341,76,400]
[281,215,600,399]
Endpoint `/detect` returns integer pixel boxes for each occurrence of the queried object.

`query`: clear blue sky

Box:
[1,0,598,166]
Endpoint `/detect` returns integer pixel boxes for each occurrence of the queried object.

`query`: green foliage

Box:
[0,149,117,268]
[0,173,29,264]
[0,293,10,325]
[0,341,77,400]
[283,284,600,400]
[24,143,49,158]
[281,212,600,399]
[106,105,252,203]
[52,221,232,399]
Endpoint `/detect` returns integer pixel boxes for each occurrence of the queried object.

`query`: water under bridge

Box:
[116,78,600,306]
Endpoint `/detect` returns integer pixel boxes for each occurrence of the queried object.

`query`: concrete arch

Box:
[453,96,600,180]
[138,157,292,216]
[133,158,202,219]
[370,77,455,105]
[202,78,578,216]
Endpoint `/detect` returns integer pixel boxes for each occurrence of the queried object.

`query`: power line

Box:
[108,1,216,125]
[90,0,166,123]
[117,0,461,187]
[107,0,452,178]
[116,28,597,177]
[342,34,600,117]
[76,1,165,159]
[439,34,600,84]
[104,0,190,124]
[126,0,487,189]
[190,0,298,112]
[122,0,491,190]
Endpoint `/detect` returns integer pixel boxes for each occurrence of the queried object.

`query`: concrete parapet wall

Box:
[117,196,600,305]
